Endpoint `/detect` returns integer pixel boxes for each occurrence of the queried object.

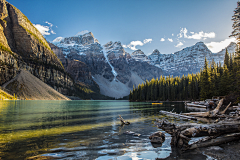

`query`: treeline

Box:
[129,50,240,102]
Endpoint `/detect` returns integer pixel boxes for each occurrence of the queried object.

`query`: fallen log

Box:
[189,133,240,150]
[186,103,207,108]
[159,110,197,120]
[156,119,240,150]
[118,115,130,125]
[220,102,231,115]
[210,98,223,116]
[183,99,224,118]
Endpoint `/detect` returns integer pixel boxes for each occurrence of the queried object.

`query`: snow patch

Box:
[102,47,118,80]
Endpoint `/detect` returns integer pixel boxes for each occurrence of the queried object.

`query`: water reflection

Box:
[0,100,207,160]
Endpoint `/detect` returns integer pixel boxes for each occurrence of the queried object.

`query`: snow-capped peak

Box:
[131,49,145,56]
[152,49,160,55]
[104,41,123,51]
[131,49,149,62]
[52,37,64,44]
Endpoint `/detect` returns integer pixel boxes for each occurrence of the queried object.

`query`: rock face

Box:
[147,42,237,77]
[148,49,161,66]
[49,43,96,86]
[52,32,163,98]
[0,0,74,97]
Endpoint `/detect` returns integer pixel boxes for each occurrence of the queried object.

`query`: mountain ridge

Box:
[52,32,163,98]
[51,31,236,97]
[146,41,236,76]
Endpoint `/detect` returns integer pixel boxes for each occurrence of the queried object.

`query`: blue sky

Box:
[8,0,238,55]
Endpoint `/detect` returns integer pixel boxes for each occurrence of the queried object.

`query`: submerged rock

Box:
[149,131,165,144]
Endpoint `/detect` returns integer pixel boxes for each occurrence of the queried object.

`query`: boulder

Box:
[149,131,165,143]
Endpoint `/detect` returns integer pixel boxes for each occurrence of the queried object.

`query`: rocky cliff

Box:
[0,0,75,97]
[49,42,100,93]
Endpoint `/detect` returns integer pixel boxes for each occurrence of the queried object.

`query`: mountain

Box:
[52,33,163,98]
[146,42,237,77]
[131,49,149,62]
[0,0,73,93]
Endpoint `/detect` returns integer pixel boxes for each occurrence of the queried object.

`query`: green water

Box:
[0,100,207,160]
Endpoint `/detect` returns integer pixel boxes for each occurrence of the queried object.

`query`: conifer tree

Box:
[230,2,240,47]
[224,49,230,68]
[220,65,230,96]
[200,58,211,100]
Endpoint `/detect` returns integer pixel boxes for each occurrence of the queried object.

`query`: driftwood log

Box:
[156,119,240,150]
[160,110,197,120]
[183,99,232,118]
[118,115,130,125]
[220,102,231,115]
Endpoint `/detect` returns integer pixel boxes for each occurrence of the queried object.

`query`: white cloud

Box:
[51,30,56,34]
[33,21,56,36]
[75,30,89,36]
[172,33,174,36]
[45,21,53,27]
[206,38,236,53]
[188,31,215,39]
[143,39,152,44]
[123,38,152,50]
[160,38,165,42]
[168,38,173,42]
[33,24,50,36]
[177,28,188,38]
[175,42,184,47]
[177,28,215,40]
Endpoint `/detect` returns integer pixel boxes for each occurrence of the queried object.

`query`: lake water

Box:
[0,100,208,160]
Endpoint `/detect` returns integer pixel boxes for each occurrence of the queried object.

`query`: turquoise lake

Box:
[0,100,208,160]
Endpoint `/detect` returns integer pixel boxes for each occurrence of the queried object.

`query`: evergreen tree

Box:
[224,49,230,68]
[220,65,230,96]
[200,58,211,100]
[230,2,240,47]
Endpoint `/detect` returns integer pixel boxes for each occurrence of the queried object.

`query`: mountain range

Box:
[51,32,163,98]
[51,32,236,98]
[0,0,236,99]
